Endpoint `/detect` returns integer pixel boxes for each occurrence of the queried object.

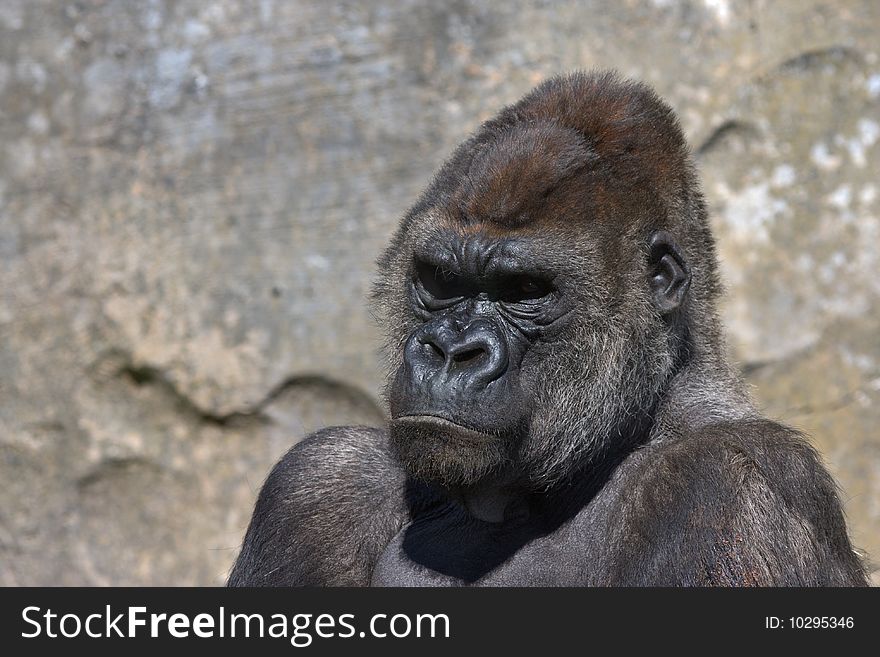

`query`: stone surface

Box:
[0,0,877,585]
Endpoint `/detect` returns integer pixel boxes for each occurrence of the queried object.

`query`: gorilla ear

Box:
[648,231,691,314]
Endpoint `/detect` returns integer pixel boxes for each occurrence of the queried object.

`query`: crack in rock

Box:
[775,45,864,74]
[696,119,760,157]
[111,356,384,429]
[118,363,267,427]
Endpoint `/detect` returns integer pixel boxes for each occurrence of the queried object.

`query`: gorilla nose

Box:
[410,318,509,387]
[423,332,490,369]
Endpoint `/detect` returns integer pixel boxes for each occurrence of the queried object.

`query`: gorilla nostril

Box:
[423,341,445,360]
[452,347,486,365]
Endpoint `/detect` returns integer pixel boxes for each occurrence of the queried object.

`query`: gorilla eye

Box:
[501,275,553,303]
[415,260,469,300]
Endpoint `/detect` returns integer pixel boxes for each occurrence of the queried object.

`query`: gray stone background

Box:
[0,0,877,586]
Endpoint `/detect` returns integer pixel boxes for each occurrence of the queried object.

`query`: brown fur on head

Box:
[373,71,731,491]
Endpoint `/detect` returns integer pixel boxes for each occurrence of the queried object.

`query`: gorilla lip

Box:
[392,414,498,441]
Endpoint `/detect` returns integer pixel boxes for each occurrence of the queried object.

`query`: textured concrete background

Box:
[0,0,877,585]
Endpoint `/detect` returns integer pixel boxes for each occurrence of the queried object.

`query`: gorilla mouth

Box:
[393,414,498,441]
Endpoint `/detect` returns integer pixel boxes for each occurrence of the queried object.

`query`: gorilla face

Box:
[387,230,574,486]
[383,223,691,490]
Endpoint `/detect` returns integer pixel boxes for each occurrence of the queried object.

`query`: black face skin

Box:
[388,230,574,487]
[388,226,691,492]
[227,72,868,588]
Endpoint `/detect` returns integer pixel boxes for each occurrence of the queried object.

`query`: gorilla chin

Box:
[389,414,515,488]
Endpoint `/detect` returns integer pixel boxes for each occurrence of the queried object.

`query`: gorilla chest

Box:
[371,506,600,586]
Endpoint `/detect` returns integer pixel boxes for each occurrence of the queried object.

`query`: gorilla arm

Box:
[601,420,867,586]
[226,426,408,586]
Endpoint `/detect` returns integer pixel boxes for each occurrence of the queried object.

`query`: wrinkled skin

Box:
[228,72,867,587]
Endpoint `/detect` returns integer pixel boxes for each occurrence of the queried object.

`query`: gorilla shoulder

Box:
[607,420,866,586]
[227,426,408,586]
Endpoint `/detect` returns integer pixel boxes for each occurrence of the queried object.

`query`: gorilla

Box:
[228,71,867,586]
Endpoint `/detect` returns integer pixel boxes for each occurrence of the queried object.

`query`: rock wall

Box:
[1,0,877,585]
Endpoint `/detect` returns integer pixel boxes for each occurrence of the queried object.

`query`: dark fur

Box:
[228,71,867,587]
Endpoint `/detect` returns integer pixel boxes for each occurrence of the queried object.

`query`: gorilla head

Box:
[374,71,726,492]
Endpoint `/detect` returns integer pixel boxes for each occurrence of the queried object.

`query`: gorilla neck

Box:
[655,348,757,434]
[448,470,532,524]
[459,485,514,523]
